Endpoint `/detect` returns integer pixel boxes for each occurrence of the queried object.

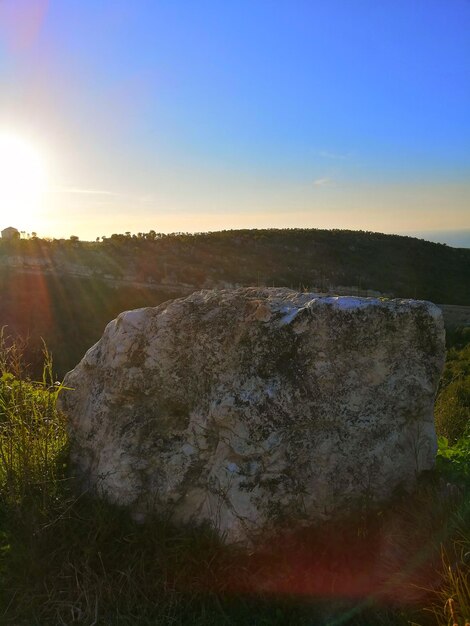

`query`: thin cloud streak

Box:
[47,187,120,196]
[313,178,333,187]
[317,151,350,160]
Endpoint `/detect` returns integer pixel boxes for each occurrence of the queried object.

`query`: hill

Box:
[0,228,469,377]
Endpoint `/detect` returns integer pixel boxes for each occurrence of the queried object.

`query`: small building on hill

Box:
[1,226,20,240]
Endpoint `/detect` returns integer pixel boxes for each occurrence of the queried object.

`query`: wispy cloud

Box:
[313,177,333,187]
[138,194,156,204]
[317,150,349,160]
[48,187,119,196]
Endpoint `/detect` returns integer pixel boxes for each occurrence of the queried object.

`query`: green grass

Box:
[436,429,470,485]
[435,341,470,444]
[0,338,468,625]
[429,431,470,626]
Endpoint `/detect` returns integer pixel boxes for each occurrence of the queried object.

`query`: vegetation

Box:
[435,329,470,444]
[0,336,67,508]
[1,228,470,379]
[0,331,468,625]
[0,229,468,623]
[2,228,469,302]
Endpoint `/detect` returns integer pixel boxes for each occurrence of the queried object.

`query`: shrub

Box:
[436,429,470,485]
[435,342,470,443]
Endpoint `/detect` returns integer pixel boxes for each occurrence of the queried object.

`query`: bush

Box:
[435,342,470,443]
[436,429,470,485]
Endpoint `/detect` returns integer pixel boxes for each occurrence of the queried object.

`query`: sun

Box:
[0,131,48,228]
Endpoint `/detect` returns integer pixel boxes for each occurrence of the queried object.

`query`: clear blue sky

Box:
[0,0,469,242]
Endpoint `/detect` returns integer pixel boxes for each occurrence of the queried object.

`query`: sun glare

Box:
[0,131,47,228]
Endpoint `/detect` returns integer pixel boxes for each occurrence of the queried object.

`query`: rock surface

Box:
[59,288,446,544]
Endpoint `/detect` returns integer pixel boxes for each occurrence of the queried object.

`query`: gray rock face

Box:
[59,288,445,544]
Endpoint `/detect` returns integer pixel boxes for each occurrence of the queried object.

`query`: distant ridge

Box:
[0,228,469,376]
[1,228,469,305]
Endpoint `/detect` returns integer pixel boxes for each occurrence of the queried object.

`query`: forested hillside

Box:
[0,228,469,377]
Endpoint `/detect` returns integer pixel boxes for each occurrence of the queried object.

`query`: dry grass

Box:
[0,339,468,625]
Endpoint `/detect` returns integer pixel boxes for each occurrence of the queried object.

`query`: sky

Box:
[0,0,469,244]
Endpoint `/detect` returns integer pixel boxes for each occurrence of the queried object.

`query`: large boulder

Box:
[59,288,445,544]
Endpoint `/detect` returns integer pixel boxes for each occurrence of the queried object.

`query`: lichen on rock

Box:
[59,288,446,544]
